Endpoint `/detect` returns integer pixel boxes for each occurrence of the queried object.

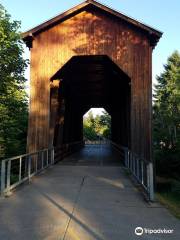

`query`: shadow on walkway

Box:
[0,145,179,239]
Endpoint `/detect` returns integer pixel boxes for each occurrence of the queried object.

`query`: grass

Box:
[156,192,180,219]
[156,177,180,219]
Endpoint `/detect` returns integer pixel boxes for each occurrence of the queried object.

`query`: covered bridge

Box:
[22,0,162,165]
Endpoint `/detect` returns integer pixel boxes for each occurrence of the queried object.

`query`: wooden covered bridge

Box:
[22,0,162,160]
[1,0,162,201]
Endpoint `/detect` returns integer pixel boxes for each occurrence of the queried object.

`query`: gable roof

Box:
[22,0,162,48]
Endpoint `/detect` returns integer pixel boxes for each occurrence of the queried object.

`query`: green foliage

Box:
[153,51,180,178]
[0,4,28,159]
[98,111,111,138]
[83,110,111,140]
[83,111,98,140]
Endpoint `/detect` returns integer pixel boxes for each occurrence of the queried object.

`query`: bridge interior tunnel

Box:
[51,55,131,148]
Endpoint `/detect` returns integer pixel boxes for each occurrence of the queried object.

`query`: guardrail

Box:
[0,141,84,197]
[111,141,154,201]
[85,138,109,145]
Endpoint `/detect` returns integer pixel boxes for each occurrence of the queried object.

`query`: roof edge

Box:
[22,0,163,48]
[22,1,89,39]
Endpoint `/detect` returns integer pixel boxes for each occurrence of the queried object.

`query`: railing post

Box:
[28,156,31,182]
[127,149,129,167]
[134,157,136,176]
[131,154,134,171]
[133,156,135,175]
[6,160,11,195]
[35,154,38,173]
[124,148,128,167]
[51,148,54,164]
[141,160,144,185]
[41,151,44,169]
[128,151,131,169]
[134,156,137,175]
[147,162,154,201]
[1,160,6,196]
[19,157,22,182]
[137,158,140,180]
[46,150,48,167]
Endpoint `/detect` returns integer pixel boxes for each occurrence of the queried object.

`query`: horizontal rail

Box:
[85,139,109,145]
[0,141,84,196]
[0,148,54,196]
[110,140,154,201]
[1,148,52,163]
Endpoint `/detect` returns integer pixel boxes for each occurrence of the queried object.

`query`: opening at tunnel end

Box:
[83,108,111,144]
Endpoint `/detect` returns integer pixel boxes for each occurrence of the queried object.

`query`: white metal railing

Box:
[85,138,109,145]
[0,148,54,196]
[111,141,154,201]
[0,141,84,197]
[1,140,154,200]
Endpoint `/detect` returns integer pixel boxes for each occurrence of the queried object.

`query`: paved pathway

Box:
[0,145,179,240]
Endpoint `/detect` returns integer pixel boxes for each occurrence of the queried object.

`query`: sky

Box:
[84,108,105,117]
[1,0,180,116]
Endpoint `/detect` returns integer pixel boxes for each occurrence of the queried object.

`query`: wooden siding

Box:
[28,8,152,161]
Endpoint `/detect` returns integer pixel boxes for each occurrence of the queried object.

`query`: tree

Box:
[153,51,180,178]
[98,111,111,138]
[83,111,98,140]
[0,4,28,159]
[83,110,111,140]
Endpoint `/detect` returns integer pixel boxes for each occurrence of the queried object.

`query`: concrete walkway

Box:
[0,145,179,240]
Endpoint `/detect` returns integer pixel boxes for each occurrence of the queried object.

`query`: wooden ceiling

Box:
[52,55,130,108]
